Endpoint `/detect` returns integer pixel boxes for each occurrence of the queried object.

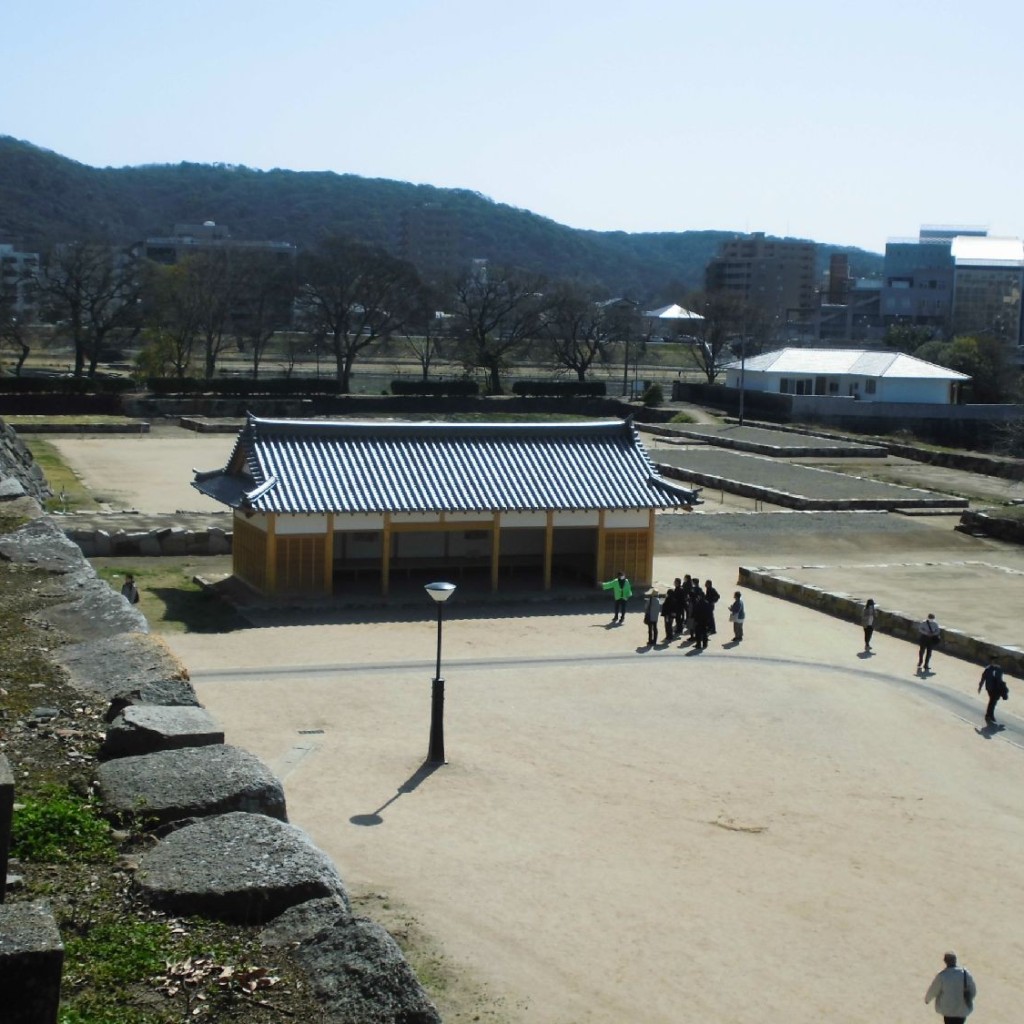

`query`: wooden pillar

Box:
[595,509,607,584]
[381,513,392,597]
[646,508,655,586]
[490,512,501,592]
[265,515,277,594]
[543,511,554,591]
[323,513,334,594]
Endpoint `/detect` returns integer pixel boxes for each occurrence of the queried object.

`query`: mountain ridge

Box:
[0,136,882,300]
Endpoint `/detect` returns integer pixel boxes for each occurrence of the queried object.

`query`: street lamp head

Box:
[425,581,457,604]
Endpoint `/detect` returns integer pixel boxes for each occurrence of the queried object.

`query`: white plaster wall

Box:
[605,510,649,528]
[275,514,330,536]
[334,513,385,531]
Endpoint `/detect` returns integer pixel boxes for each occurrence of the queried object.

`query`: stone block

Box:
[102,705,225,759]
[0,902,64,1023]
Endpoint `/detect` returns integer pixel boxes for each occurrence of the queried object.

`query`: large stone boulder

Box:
[261,897,442,1024]
[57,633,197,708]
[137,812,348,923]
[97,744,286,826]
[101,705,224,759]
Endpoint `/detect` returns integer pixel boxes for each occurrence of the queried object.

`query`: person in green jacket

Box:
[602,571,633,624]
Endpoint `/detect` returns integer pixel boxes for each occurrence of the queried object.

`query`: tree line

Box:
[0,236,768,391]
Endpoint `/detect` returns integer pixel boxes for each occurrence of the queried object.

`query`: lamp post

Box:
[425,581,456,764]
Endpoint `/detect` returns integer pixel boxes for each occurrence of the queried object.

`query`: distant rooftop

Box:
[951,235,1024,267]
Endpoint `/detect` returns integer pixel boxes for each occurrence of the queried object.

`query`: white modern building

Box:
[723,348,969,404]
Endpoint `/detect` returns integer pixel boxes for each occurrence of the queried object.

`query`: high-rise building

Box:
[704,232,817,329]
[950,235,1024,351]
[0,243,41,316]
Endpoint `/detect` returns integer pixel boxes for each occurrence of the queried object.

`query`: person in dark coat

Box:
[691,588,712,650]
[674,577,689,638]
[978,654,1009,724]
[704,579,720,636]
[661,582,678,641]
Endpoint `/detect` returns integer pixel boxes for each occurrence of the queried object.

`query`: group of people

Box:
[603,572,745,649]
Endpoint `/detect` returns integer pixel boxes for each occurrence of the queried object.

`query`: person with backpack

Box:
[917,613,942,673]
[642,588,661,646]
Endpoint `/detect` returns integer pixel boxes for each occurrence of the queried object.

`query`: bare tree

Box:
[231,252,296,378]
[539,282,614,382]
[449,264,548,394]
[685,290,749,384]
[43,242,141,376]
[0,274,32,376]
[298,237,421,393]
[399,282,449,381]
[140,260,202,377]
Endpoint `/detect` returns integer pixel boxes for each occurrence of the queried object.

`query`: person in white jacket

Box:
[925,951,976,1022]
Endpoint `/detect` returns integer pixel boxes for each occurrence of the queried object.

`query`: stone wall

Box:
[63,523,232,557]
[0,417,51,505]
[737,565,1023,679]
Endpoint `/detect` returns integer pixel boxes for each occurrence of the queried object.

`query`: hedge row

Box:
[146,377,343,396]
[511,380,606,397]
[389,379,480,396]
[0,376,135,395]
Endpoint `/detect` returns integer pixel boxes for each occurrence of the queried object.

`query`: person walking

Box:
[728,591,745,642]
[862,598,876,652]
[978,654,1009,724]
[924,950,976,1022]
[120,573,140,605]
[917,613,942,672]
[602,572,632,624]
[642,588,661,646]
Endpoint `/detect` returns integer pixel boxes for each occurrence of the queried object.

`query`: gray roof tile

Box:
[193,416,700,514]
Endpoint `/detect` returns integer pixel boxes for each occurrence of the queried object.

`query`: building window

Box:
[865,379,877,394]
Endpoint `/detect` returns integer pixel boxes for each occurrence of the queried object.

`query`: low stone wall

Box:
[738,565,1024,679]
[62,523,231,557]
[957,509,1024,545]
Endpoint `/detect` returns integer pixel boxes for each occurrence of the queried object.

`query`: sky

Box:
[3,0,1023,255]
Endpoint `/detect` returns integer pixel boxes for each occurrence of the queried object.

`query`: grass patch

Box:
[4,415,141,426]
[20,437,100,512]
[93,559,248,633]
[12,785,117,864]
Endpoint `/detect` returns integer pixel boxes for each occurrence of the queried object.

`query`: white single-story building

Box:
[192,416,701,597]
[723,348,970,404]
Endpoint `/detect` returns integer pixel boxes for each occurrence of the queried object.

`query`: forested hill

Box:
[0,136,882,299]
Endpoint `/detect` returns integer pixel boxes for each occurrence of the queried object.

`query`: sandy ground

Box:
[49,429,1024,1023]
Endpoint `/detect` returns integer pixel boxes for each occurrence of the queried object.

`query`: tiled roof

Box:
[193,416,700,514]
[725,347,970,380]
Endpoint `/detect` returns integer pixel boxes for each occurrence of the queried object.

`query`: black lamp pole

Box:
[425,582,456,764]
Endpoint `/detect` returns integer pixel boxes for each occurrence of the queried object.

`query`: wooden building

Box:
[192,416,700,596]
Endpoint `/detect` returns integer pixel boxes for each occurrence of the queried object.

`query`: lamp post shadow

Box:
[349,760,445,827]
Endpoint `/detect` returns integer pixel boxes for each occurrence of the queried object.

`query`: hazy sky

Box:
[3,0,1022,254]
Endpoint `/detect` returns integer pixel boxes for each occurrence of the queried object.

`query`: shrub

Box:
[641,382,664,406]
[669,411,696,424]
